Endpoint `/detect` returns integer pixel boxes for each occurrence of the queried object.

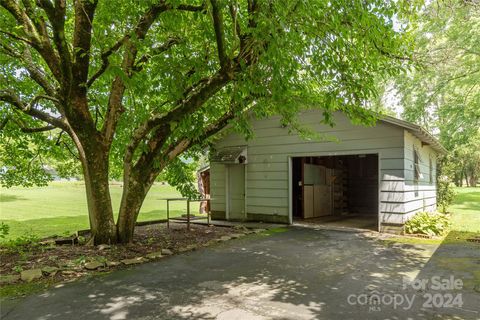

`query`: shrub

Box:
[405,211,451,236]
[2,233,40,253]
[437,176,457,213]
[0,222,9,239]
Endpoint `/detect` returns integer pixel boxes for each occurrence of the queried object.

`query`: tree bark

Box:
[464,168,469,187]
[469,173,477,188]
[117,168,158,243]
[74,133,117,245]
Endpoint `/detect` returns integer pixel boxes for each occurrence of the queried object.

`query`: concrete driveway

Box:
[1,227,479,320]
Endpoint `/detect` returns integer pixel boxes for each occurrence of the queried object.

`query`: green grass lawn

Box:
[1,183,478,243]
[450,187,480,233]
[444,187,480,244]
[0,181,198,241]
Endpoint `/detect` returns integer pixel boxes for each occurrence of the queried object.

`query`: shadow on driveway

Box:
[2,227,479,319]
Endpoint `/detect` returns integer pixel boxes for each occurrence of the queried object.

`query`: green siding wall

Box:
[209,110,438,227]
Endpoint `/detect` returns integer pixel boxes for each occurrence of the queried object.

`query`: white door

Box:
[228,165,245,220]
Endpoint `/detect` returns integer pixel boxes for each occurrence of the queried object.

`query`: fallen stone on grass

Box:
[145,252,163,260]
[42,266,59,276]
[61,270,75,275]
[233,225,249,231]
[161,249,173,255]
[0,274,20,284]
[39,240,56,246]
[121,257,145,265]
[84,261,104,270]
[21,269,43,282]
[178,245,197,253]
[106,261,121,267]
[230,233,244,239]
[56,260,74,268]
[97,244,111,251]
[219,236,232,241]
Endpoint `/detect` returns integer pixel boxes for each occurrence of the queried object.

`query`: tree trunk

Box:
[117,177,152,243]
[457,170,462,187]
[469,174,477,188]
[117,170,156,243]
[77,138,117,245]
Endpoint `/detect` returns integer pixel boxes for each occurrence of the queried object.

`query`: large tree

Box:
[0,0,413,244]
[392,0,480,186]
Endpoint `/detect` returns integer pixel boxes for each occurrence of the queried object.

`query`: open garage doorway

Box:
[291,154,379,231]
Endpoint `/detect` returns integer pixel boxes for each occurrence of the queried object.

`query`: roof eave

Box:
[380,115,448,155]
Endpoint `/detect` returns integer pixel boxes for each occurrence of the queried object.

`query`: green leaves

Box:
[0,117,78,187]
[390,0,480,185]
[162,157,199,199]
[437,176,457,213]
[1,0,416,189]
[405,211,451,236]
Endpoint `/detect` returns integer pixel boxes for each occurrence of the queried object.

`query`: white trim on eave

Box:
[379,115,447,155]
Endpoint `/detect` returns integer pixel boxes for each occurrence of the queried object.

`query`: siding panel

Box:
[403,131,438,217]
[210,110,435,226]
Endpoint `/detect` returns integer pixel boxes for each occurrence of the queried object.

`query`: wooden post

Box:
[187,199,190,231]
[167,200,170,229]
[207,202,211,226]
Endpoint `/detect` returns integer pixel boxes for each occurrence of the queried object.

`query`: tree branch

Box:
[0,116,9,131]
[0,90,67,130]
[165,110,235,160]
[37,0,72,87]
[210,0,228,68]
[229,3,242,46]
[373,41,412,62]
[1,0,63,82]
[102,0,204,146]
[71,0,97,96]
[101,1,178,146]
[123,31,261,171]
[20,125,56,133]
[0,29,34,45]
[134,37,181,71]
[133,70,230,153]
[247,0,258,29]
[121,69,231,189]
[87,1,206,88]
[0,41,57,98]
[22,47,58,97]
[1,0,40,41]
[86,36,127,87]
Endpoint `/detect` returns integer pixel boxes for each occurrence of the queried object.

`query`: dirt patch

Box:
[0,222,247,297]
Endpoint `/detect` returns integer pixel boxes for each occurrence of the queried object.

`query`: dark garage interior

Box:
[292,154,379,231]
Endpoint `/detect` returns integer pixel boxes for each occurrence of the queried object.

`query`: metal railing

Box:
[159,198,212,230]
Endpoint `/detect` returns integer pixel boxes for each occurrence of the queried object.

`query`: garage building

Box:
[208,110,446,233]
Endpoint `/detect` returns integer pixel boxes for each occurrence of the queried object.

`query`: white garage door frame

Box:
[288,151,381,232]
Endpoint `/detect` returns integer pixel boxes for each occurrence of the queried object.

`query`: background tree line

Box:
[387,0,480,187]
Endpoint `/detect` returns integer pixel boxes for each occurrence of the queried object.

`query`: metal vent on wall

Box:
[211,146,247,164]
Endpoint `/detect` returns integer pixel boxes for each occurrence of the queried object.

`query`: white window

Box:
[413,148,423,181]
